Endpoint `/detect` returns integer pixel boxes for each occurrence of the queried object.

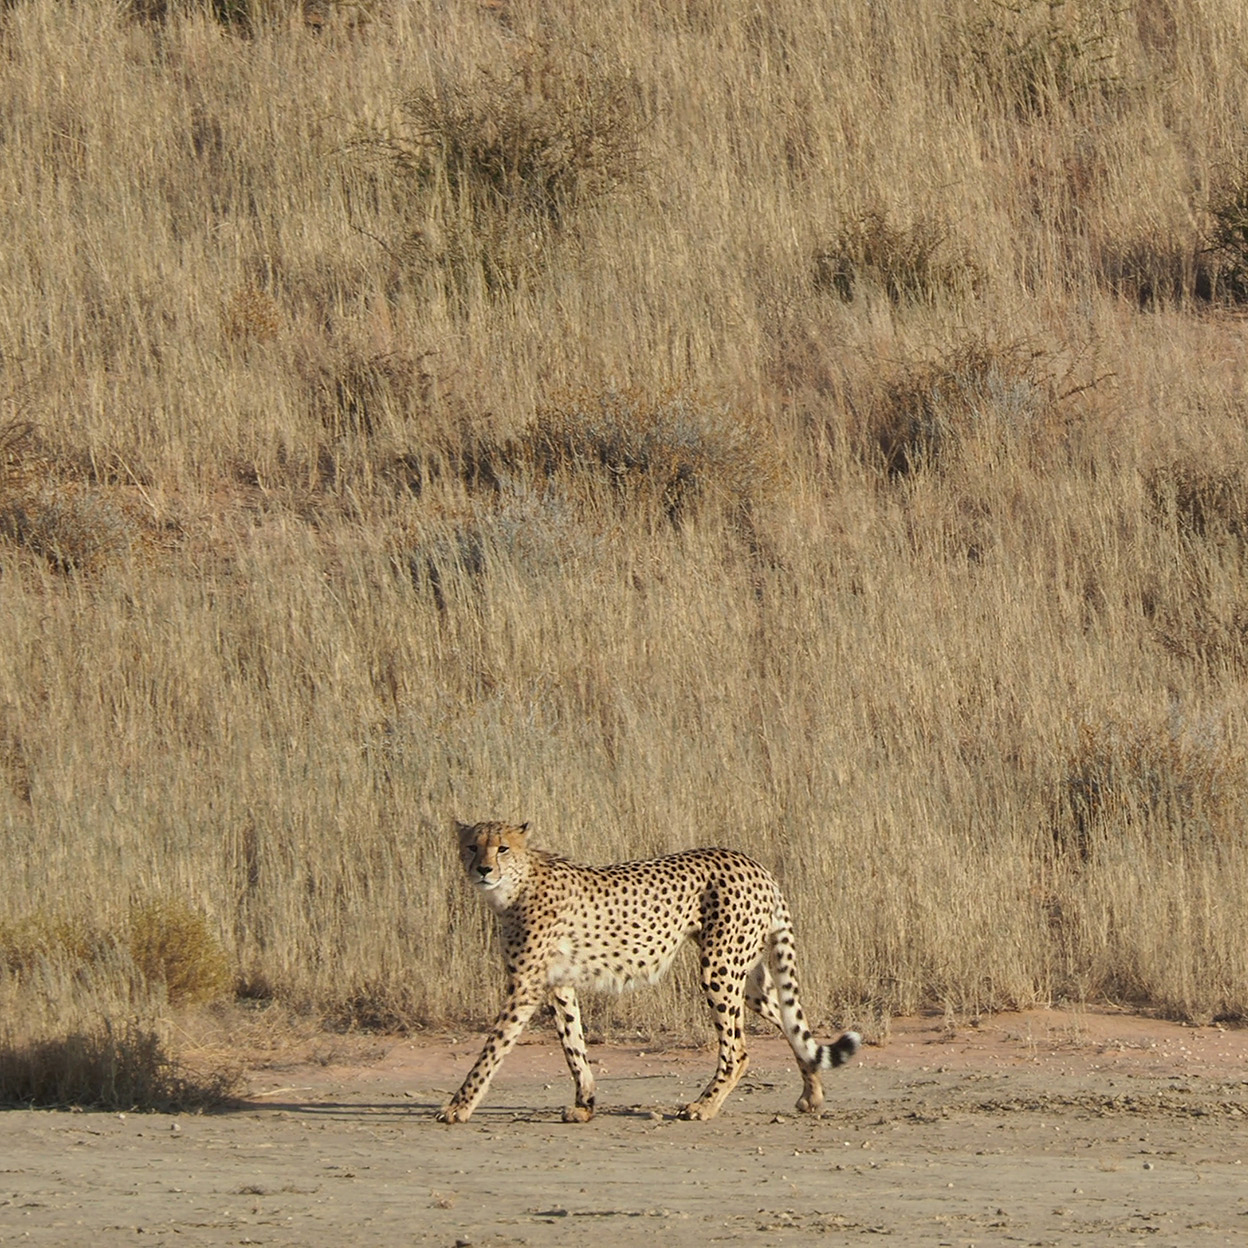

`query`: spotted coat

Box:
[436,821,860,1123]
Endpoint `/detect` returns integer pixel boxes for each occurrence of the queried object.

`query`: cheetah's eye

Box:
[498,845,510,854]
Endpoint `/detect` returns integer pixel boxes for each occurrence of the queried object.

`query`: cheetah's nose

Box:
[477,864,492,878]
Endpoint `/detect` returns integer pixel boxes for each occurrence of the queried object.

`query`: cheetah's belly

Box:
[545,934,687,994]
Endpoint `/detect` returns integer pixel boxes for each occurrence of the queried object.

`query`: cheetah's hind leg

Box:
[744,958,785,1030]
[761,917,862,1115]
[680,950,751,1121]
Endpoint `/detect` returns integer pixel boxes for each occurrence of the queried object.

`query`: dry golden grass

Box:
[3,0,1248,1100]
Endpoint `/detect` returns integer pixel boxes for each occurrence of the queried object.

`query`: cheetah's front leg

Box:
[436,996,539,1123]
[550,986,596,1122]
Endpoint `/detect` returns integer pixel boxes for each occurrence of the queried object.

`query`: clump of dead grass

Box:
[1056,715,1242,864]
[0,1016,241,1109]
[297,338,435,444]
[221,284,283,348]
[1147,460,1248,540]
[944,0,1129,121]
[354,41,644,301]
[128,899,234,1008]
[520,386,778,522]
[857,336,1095,477]
[0,485,134,574]
[0,420,135,575]
[814,209,982,306]
[1,899,232,1009]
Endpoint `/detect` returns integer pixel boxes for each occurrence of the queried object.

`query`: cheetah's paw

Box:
[679,1101,718,1121]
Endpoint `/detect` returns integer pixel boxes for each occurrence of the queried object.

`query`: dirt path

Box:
[3,1009,1247,1246]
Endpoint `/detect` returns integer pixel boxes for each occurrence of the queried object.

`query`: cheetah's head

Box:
[456,820,530,906]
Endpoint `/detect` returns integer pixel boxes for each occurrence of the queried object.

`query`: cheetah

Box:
[437,821,861,1123]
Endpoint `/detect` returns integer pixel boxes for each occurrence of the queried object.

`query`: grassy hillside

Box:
[3,0,1248,1100]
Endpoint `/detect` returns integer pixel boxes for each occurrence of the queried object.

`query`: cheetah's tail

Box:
[816,1031,862,1070]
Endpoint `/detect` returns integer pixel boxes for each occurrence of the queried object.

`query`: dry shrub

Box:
[1147,460,1248,539]
[394,45,643,225]
[0,420,134,574]
[297,339,435,443]
[0,721,32,805]
[128,899,233,1008]
[0,420,38,495]
[1205,165,1248,305]
[813,210,981,305]
[1097,234,1214,308]
[0,484,133,574]
[1100,162,1248,308]
[0,1018,240,1109]
[282,336,444,496]
[0,904,239,1107]
[1143,464,1248,668]
[945,0,1128,120]
[1057,716,1241,862]
[861,337,1088,477]
[221,284,282,347]
[1152,596,1248,673]
[520,386,777,523]
[2,900,230,1009]
[356,42,643,300]
[0,912,104,975]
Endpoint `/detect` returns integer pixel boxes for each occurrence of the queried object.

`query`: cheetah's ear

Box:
[513,821,530,841]
[455,820,476,844]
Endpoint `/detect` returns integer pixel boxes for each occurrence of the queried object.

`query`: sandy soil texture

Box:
[2,1009,1246,1247]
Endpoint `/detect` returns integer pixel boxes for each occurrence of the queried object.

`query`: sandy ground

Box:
[2,1008,1247,1247]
